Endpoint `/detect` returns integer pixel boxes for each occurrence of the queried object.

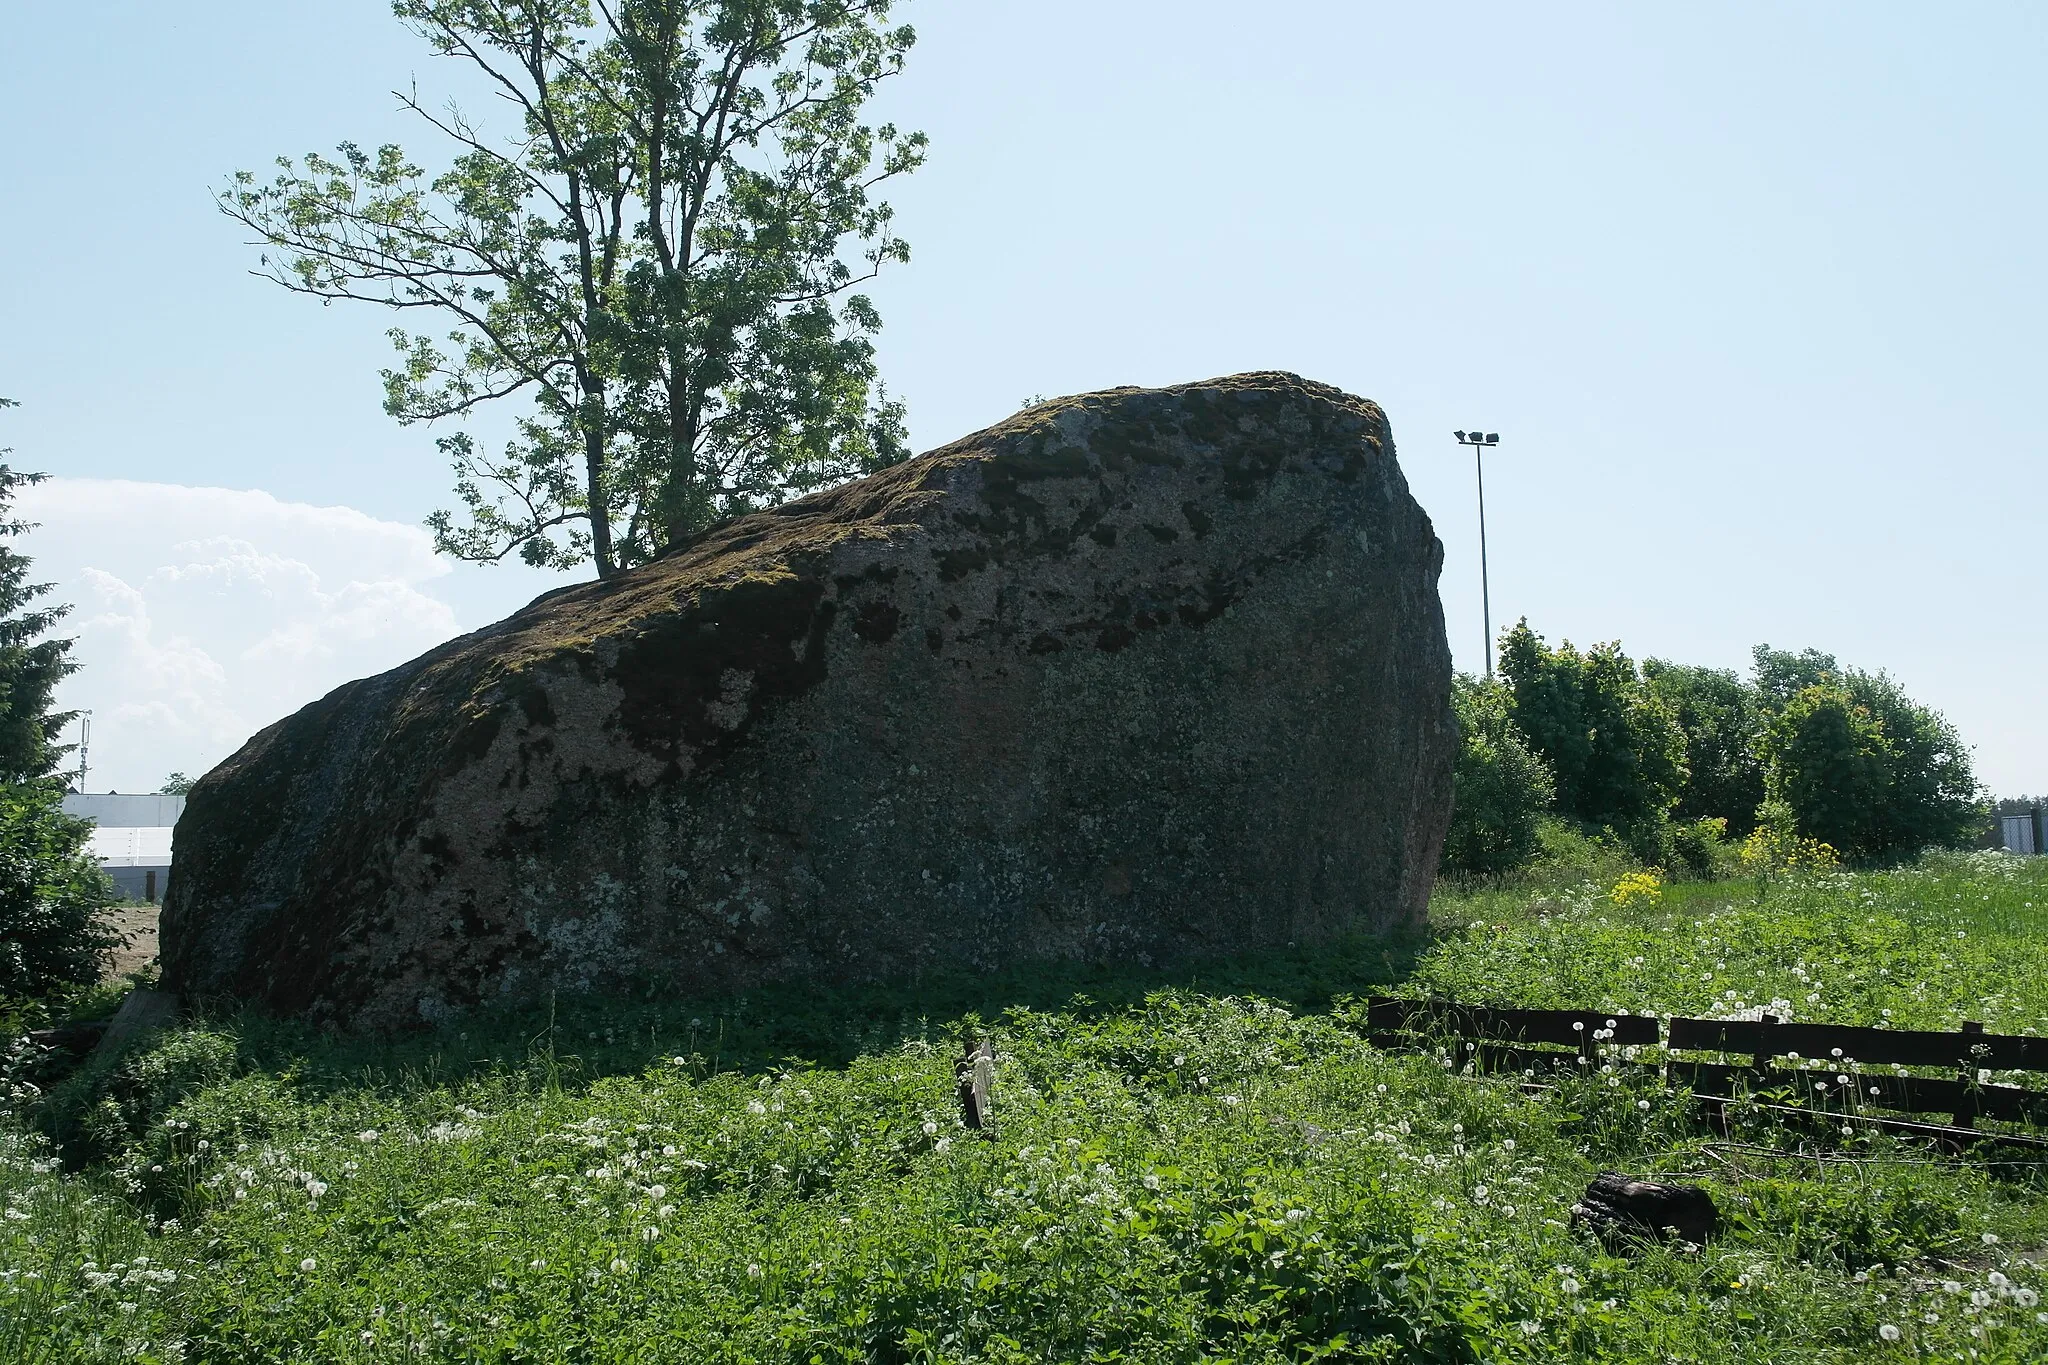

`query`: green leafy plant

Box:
[8,855,2048,1362]
[1758,648,1981,860]
[221,0,927,576]
[1644,660,1767,836]
[0,400,113,1014]
[1441,674,1555,877]
[1496,621,1686,862]
[0,786,117,1003]
[1670,815,1732,880]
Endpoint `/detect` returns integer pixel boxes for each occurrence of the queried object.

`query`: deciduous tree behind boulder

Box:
[1496,621,1684,859]
[1441,675,1554,877]
[222,0,927,578]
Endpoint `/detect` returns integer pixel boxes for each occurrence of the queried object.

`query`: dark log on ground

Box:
[1571,1173,1719,1249]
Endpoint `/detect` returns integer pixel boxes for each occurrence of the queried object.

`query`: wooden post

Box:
[1955,1021,1986,1130]
[956,1037,995,1135]
[1751,1014,1778,1076]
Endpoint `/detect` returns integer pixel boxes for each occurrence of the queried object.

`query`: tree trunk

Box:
[658,351,696,552]
[584,423,615,577]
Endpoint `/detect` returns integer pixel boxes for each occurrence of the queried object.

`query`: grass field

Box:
[6,850,2048,1362]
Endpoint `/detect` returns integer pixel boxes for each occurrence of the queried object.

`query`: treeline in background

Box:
[1442,620,1992,881]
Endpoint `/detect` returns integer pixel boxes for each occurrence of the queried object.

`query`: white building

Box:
[62,793,185,904]
[2004,808,2044,856]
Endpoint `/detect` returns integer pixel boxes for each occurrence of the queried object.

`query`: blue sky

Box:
[2,2,2042,796]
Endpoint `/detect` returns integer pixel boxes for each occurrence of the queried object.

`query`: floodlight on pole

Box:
[1453,430,1503,678]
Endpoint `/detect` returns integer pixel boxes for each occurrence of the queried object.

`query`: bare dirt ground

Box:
[101,904,161,983]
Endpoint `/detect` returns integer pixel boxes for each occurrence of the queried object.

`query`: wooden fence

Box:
[1363,998,2048,1148]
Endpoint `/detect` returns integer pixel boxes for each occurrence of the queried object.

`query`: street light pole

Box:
[1453,431,1501,678]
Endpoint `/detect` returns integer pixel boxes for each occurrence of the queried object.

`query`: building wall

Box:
[2004,811,2044,856]
[65,794,183,904]
[106,865,171,904]
[63,793,187,827]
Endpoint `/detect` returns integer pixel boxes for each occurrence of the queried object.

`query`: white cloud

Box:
[17,480,564,794]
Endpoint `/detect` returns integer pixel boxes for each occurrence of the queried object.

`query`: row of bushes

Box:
[1442,622,1983,877]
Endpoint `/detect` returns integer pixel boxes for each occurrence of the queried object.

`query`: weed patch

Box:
[3,853,2048,1361]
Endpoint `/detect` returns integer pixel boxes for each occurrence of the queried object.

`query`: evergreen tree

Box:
[0,399,113,1001]
[0,400,78,784]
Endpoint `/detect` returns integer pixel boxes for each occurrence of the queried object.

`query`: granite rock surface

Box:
[161,372,1455,1029]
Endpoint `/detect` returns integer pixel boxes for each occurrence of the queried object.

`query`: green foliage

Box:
[0,401,78,786]
[0,405,110,1011]
[1765,682,1893,855]
[1496,621,1686,858]
[1421,850,2048,1027]
[1669,816,1732,880]
[8,858,2048,1361]
[221,1,926,577]
[1756,646,1981,860]
[1750,644,1842,709]
[0,785,117,1002]
[1441,675,1554,877]
[1643,659,1767,835]
[158,772,194,796]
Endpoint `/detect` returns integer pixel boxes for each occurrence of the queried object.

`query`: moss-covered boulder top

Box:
[160,372,1456,1030]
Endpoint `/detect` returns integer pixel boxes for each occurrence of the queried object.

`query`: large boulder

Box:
[161,373,1455,1030]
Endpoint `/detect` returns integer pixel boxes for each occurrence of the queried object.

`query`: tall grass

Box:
[3,853,2047,1362]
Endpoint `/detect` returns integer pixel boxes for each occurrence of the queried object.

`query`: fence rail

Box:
[1363,997,2048,1148]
